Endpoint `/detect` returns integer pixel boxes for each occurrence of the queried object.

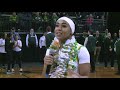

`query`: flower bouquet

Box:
[49,39,60,56]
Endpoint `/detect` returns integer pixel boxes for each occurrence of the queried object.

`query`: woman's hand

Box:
[44,55,54,65]
[67,69,88,78]
[67,69,81,78]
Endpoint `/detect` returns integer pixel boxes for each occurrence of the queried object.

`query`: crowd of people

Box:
[0,25,55,75]
[0,12,106,33]
[0,13,120,78]
[76,29,120,74]
[0,27,23,74]
[0,25,120,77]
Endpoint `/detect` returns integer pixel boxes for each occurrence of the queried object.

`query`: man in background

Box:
[26,28,38,61]
[45,26,55,75]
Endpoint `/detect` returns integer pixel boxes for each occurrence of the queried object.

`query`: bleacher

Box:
[0,12,108,33]
[0,12,108,62]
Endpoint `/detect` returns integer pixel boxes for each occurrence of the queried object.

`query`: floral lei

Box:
[48,39,81,78]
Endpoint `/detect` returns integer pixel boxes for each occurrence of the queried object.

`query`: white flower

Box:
[69,61,75,66]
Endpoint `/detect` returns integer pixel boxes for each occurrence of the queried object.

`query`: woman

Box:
[39,32,46,63]
[12,35,23,74]
[0,33,6,68]
[104,32,114,69]
[43,16,90,78]
[5,33,14,74]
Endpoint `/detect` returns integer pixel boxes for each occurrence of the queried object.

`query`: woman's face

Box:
[30,29,34,35]
[108,33,111,38]
[54,20,72,42]
[15,36,19,41]
[96,31,99,35]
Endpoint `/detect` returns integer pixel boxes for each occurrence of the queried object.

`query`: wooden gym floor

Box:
[0,62,120,78]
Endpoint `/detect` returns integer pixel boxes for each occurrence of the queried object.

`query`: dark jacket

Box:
[77,35,86,45]
[45,32,55,48]
[95,35,103,47]
[104,37,114,54]
[5,38,14,53]
[115,39,120,55]
[28,33,36,47]
[86,35,96,52]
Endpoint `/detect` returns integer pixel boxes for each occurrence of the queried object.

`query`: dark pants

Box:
[0,53,6,66]
[40,46,46,63]
[12,51,22,69]
[109,51,114,67]
[27,45,36,61]
[6,51,13,71]
[104,51,114,67]
[117,54,120,73]
[89,51,95,72]
[104,52,108,67]
[94,46,101,63]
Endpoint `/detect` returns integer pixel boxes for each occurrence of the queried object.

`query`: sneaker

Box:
[19,68,23,71]
[19,72,23,75]
[6,70,12,75]
[11,68,15,74]
[19,68,23,75]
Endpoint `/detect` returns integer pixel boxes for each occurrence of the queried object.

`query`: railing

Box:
[0,16,107,33]
[75,19,107,33]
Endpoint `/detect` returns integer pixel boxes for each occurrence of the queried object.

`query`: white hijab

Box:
[57,16,75,34]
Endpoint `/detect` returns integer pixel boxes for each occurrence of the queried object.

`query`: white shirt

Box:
[114,38,120,52]
[0,38,6,53]
[39,35,46,48]
[46,36,90,65]
[26,34,38,47]
[66,36,90,64]
[47,31,52,34]
[84,35,93,47]
[13,40,22,52]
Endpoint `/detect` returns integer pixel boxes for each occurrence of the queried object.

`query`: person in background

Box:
[104,28,109,38]
[45,26,55,49]
[0,33,6,68]
[76,31,87,45]
[39,32,46,63]
[10,27,21,42]
[26,28,38,61]
[9,12,19,29]
[113,33,118,44]
[5,33,14,74]
[45,26,55,75]
[94,30,102,64]
[114,30,120,75]
[113,32,118,63]
[12,35,23,74]
[86,14,94,30]
[104,32,114,69]
[84,30,96,73]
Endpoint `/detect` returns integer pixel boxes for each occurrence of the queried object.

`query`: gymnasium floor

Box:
[0,62,120,78]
